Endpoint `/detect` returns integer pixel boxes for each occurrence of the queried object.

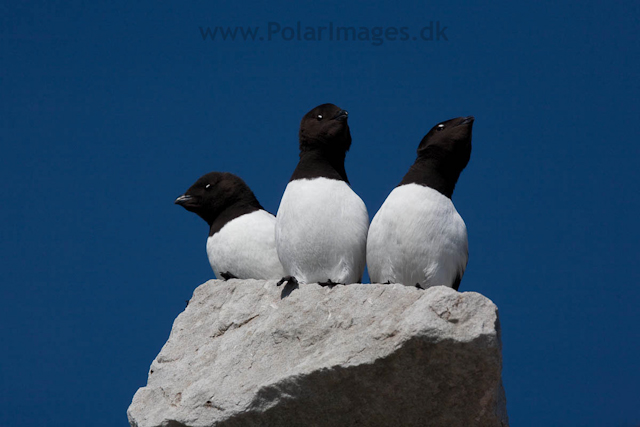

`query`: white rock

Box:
[128,280,508,427]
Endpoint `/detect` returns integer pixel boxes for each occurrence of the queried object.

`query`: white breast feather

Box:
[206,210,286,280]
[275,178,369,284]
[366,184,468,288]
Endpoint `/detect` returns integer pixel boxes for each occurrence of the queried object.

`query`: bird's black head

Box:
[399,116,474,198]
[175,172,261,227]
[298,103,351,154]
[417,116,474,173]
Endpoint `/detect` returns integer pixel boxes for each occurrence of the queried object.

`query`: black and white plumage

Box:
[175,172,285,280]
[275,103,369,286]
[366,116,474,290]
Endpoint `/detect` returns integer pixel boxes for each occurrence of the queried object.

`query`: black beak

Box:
[175,194,193,206]
[460,116,475,125]
[332,109,349,121]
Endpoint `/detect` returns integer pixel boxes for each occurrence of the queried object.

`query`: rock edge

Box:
[128,280,508,427]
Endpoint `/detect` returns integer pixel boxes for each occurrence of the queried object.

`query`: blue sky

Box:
[1,1,639,426]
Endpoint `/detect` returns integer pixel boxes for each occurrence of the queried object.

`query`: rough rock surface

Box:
[128,280,508,427]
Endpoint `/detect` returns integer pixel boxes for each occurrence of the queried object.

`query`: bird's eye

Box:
[437,124,445,131]
[316,114,323,121]
[205,184,211,189]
